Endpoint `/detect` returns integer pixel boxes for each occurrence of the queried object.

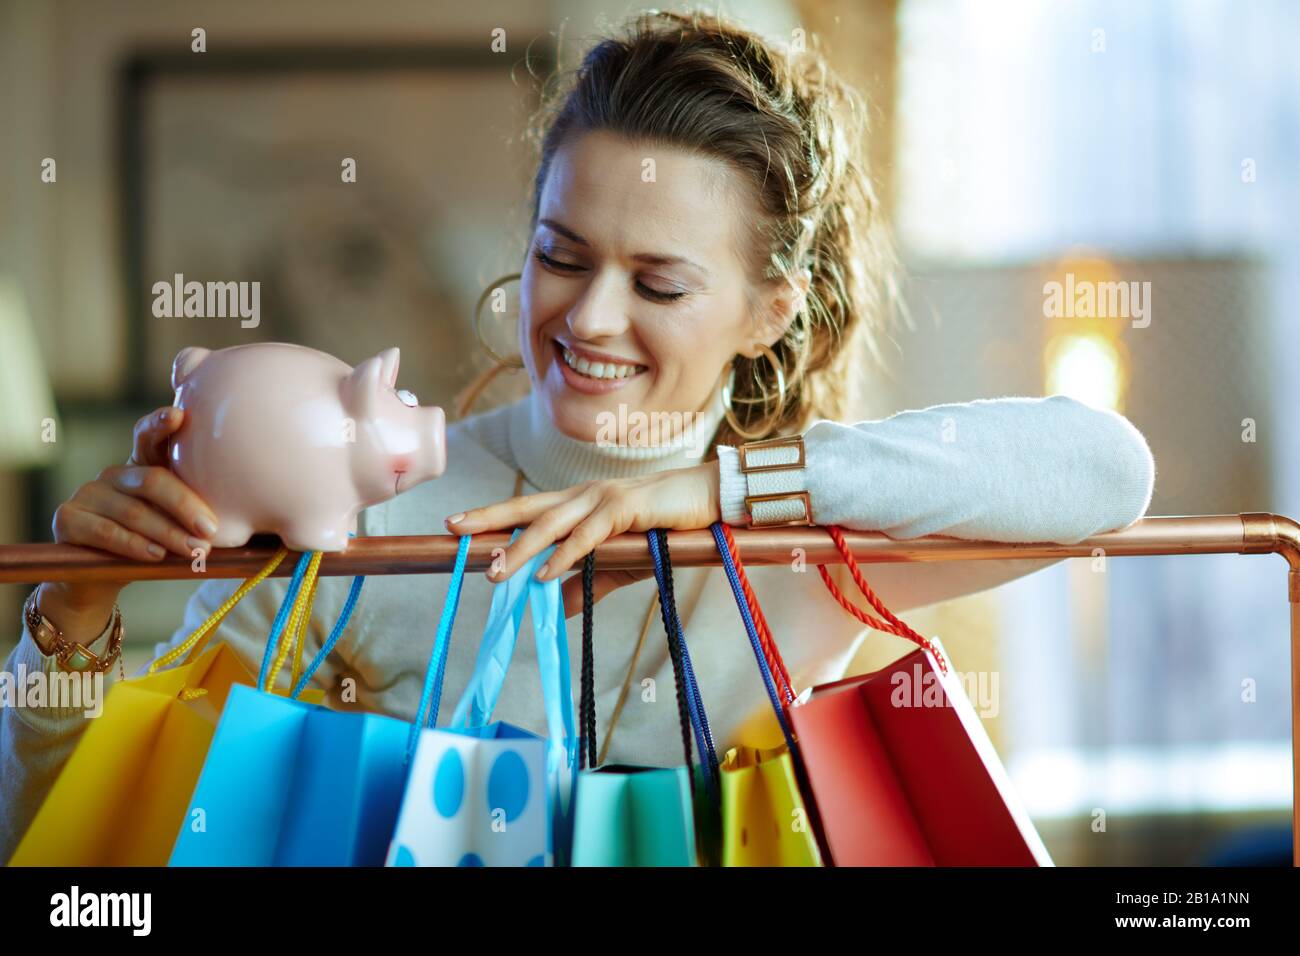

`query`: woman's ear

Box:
[748,268,811,354]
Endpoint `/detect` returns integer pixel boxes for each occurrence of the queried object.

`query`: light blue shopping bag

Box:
[168,556,412,866]
[386,533,578,867]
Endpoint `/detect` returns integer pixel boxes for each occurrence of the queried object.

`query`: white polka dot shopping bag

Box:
[386,533,578,867]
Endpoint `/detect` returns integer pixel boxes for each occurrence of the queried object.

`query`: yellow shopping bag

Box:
[720,745,823,867]
[10,549,327,867]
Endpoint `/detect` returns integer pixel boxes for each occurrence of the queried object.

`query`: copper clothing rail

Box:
[2,512,1297,864]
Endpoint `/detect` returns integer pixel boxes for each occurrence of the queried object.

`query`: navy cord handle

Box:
[647,529,721,795]
[709,522,798,755]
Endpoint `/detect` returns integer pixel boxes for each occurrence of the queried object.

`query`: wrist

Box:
[34,583,120,645]
[26,587,125,673]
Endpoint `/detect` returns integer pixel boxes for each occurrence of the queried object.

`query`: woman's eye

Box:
[533,249,584,272]
[636,281,687,303]
[535,246,686,303]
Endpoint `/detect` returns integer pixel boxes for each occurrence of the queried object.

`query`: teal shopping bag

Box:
[168,556,410,866]
[386,533,578,867]
[569,530,721,867]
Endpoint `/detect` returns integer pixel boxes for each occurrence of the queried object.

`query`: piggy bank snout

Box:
[423,405,447,478]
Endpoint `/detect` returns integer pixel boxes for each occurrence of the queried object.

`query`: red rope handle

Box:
[815,525,949,674]
[718,522,795,703]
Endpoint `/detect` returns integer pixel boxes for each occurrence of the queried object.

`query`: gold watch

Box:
[23,588,125,674]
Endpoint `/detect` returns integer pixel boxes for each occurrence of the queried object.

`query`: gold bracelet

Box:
[23,589,125,674]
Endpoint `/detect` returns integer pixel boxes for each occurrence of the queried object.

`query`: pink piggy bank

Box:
[168,342,447,552]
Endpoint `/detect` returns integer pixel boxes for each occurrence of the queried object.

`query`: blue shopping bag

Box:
[168,553,411,866]
[386,533,578,867]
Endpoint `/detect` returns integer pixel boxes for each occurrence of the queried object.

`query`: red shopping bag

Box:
[790,524,1051,866]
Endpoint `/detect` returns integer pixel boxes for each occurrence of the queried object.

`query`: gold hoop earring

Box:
[473,273,526,369]
[722,343,786,440]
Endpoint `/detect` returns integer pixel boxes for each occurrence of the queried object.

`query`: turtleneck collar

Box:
[507,384,727,492]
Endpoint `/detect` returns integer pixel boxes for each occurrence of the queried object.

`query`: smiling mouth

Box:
[555,340,648,381]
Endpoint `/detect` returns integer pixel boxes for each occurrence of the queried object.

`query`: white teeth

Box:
[562,347,643,380]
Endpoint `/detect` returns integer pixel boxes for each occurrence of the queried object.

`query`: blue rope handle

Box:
[257,550,314,691]
[407,533,472,762]
[709,522,798,754]
[646,529,721,790]
[291,573,366,699]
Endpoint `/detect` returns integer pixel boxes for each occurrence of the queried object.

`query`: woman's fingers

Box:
[96,464,219,542]
[74,480,207,558]
[130,406,185,467]
[446,489,568,533]
[535,506,627,581]
[561,568,656,619]
[485,486,600,582]
[53,501,173,562]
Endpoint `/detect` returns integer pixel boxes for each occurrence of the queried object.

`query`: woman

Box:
[1,10,1153,859]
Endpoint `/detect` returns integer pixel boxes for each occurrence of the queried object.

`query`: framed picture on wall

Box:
[119,45,551,407]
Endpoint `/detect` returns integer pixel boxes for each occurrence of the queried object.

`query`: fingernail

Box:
[446,513,465,525]
[196,516,218,537]
[147,543,166,558]
[536,562,550,580]
[186,536,210,553]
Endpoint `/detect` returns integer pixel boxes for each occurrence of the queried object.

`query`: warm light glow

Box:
[1044,332,1125,411]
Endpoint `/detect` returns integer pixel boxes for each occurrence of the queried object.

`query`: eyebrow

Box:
[538,218,711,277]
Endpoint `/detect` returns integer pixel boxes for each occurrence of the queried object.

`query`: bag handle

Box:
[147,544,365,698]
[448,531,578,863]
[578,551,598,770]
[709,522,798,755]
[264,551,323,692]
[447,530,577,759]
[815,524,948,674]
[647,529,720,794]
[256,550,317,690]
[148,546,291,674]
[406,533,472,762]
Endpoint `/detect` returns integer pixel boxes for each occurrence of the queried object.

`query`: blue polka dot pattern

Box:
[433,748,465,818]
[392,845,415,867]
[526,854,545,867]
[487,750,530,822]
[458,852,485,867]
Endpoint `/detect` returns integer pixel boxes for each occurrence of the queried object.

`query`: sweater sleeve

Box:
[715,394,1155,612]
[0,523,366,863]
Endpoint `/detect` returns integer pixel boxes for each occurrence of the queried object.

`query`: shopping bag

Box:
[386,533,577,867]
[9,548,328,866]
[569,530,720,866]
[709,522,823,867]
[169,683,406,866]
[791,523,1052,866]
[170,551,400,866]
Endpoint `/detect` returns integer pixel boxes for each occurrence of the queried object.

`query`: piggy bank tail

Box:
[171,347,212,391]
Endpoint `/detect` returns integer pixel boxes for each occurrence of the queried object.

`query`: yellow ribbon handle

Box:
[265,550,323,693]
[147,547,291,676]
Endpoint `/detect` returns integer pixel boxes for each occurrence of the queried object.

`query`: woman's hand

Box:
[445,459,721,617]
[36,407,221,644]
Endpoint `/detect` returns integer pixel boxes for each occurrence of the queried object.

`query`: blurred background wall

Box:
[1,0,1296,865]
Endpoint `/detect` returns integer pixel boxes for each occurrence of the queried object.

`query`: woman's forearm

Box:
[718,394,1155,544]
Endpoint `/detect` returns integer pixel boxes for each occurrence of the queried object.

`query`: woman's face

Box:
[519,130,785,444]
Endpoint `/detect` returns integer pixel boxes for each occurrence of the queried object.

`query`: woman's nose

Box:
[565,269,631,340]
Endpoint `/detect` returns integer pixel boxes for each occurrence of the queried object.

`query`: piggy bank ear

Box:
[344,347,401,413]
[171,347,212,391]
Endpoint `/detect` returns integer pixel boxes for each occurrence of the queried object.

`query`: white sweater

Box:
[0,387,1154,860]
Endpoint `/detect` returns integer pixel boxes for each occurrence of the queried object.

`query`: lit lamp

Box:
[1042,254,1131,412]
[0,277,60,467]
